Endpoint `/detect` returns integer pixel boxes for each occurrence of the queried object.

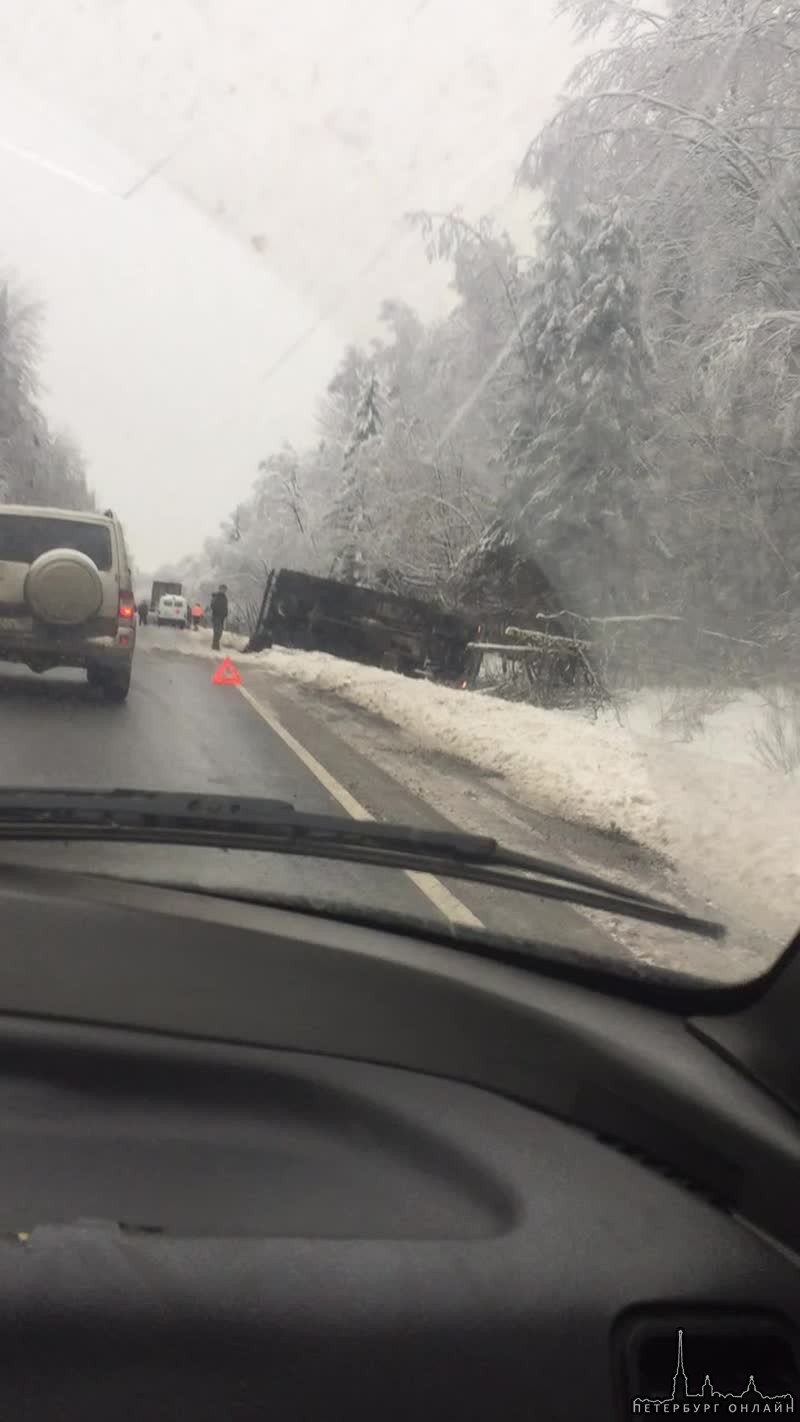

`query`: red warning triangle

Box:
[211,656,241,686]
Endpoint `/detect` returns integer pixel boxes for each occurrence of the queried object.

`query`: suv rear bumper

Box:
[0,622,135,671]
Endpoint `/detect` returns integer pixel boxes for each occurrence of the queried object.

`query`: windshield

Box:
[0,0,797,986]
[0,514,112,570]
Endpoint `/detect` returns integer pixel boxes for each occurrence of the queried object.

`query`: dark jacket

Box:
[210,591,228,623]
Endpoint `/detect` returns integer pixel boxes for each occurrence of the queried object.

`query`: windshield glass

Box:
[0,0,797,986]
[0,514,112,570]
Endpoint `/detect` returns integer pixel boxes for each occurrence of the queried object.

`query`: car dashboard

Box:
[0,859,798,1420]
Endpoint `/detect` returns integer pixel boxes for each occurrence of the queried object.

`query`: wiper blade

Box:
[0,787,669,904]
[0,788,725,940]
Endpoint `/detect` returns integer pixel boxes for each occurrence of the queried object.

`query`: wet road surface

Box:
[0,628,617,958]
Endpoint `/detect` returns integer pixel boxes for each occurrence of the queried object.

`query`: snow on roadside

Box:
[144,629,799,946]
[143,626,248,656]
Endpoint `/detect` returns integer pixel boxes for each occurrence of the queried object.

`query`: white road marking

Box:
[236,681,484,930]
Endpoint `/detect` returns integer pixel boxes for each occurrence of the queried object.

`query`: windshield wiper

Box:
[0,788,725,940]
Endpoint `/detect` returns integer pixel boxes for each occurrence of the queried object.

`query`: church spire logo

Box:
[632,1328,795,1414]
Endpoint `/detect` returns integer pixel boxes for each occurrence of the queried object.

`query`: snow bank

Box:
[144,626,248,657]
[143,629,800,944]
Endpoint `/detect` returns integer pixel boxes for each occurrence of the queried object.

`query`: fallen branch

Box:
[535,610,763,648]
[467,642,574,657]
[505,625,594,650]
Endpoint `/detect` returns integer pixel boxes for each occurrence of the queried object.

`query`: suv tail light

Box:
[119,593,135,620]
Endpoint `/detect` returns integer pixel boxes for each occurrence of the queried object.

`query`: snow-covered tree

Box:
[0,277,93,511]
[512,200,656,607]
[179,0,800,670]
[519,0,800,630]
[328,368,386,584]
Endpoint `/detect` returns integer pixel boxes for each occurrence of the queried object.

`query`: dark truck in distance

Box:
[245,568,478,683]
[150,579,182,611]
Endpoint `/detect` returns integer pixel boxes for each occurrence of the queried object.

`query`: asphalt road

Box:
[0,627,616,959]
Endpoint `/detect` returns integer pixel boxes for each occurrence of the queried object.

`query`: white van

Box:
[157,594,188,628]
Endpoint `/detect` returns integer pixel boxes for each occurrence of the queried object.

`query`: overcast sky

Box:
[0,0,578,569]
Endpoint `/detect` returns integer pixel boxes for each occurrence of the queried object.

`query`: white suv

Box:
[0,504,136,701]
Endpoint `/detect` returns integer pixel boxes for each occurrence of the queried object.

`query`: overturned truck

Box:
[245,568,478,681]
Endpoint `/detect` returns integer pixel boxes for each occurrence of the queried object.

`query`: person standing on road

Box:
[137,599,149,626]
[210,584,229,650]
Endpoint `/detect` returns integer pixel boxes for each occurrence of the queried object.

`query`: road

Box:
[0,626,616,959]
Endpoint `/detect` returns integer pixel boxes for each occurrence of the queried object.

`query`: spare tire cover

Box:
[24,548,104,625]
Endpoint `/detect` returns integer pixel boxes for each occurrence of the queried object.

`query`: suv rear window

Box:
[0,515,113,571]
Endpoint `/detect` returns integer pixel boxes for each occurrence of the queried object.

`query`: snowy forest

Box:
[169,0,800,679]
[0,278,94,512]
